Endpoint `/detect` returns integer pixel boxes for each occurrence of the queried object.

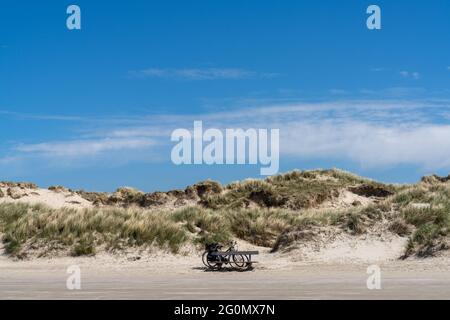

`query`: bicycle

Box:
[202,241,248,270]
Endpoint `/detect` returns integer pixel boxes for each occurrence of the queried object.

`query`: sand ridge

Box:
[0,186,93,209]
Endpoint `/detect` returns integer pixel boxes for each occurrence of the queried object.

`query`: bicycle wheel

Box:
[201,251,210,267]
[232,254,246,269]
[203,251,222,270]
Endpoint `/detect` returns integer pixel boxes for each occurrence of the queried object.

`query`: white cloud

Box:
[329,89,348,95]
[400,71,420,80]
[5,99,450,172]
[88,99,450,169]
[0,110,84,121]
[15,138,155,158]
[281,121,450,170]
[128,67,277,80]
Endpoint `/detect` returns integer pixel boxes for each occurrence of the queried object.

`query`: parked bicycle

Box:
[202,241,258,270]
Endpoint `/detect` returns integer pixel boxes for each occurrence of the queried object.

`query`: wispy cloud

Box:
[15,138,155,158]
[360,87,427,98]
[329,89,348,95]
[0,110,85,122]
[281,121,450,170]
[128,67,278,80]
[400,71,420,80]
[4,99,450,172]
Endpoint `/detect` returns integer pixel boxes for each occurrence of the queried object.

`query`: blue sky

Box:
[1,0,450,191]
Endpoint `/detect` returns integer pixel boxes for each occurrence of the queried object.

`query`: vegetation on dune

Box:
[73,180,222,208]
[172,206,336,247]
[0,203,188,257]
[390,182,450,257]
[0,181,38,189]
[202,169,395,210]
[72,169,395,210]
[0,202,347,257]
[0,169,449,259]
[0,203,388,258]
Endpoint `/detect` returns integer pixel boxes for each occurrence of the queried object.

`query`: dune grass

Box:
[0,201,351,257]
[393,184,450,257]
[201,168,388,210]
[0,169,449,259]
[0,203,188,257]
[0,198,447,258]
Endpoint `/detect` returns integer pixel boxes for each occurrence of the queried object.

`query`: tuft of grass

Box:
[403,206,447,226]
[412,224,441,246]
[71,236,96,256]
[394,183,450,257]
[3,235,21,255]
[389,219,411,236]
[393,187,429,205]
[108,187,145,206]
[226,209,290,247]
[171,206,231,245]
[345,213,365,235]
[404,224,448,257]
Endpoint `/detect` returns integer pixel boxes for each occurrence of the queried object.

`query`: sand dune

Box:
[0,186,92,209]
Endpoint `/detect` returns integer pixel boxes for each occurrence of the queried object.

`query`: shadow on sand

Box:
[192,266,255,273]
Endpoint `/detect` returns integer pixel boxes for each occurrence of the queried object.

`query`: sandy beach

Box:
[1,172,450,300]
[1,243,450,299]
